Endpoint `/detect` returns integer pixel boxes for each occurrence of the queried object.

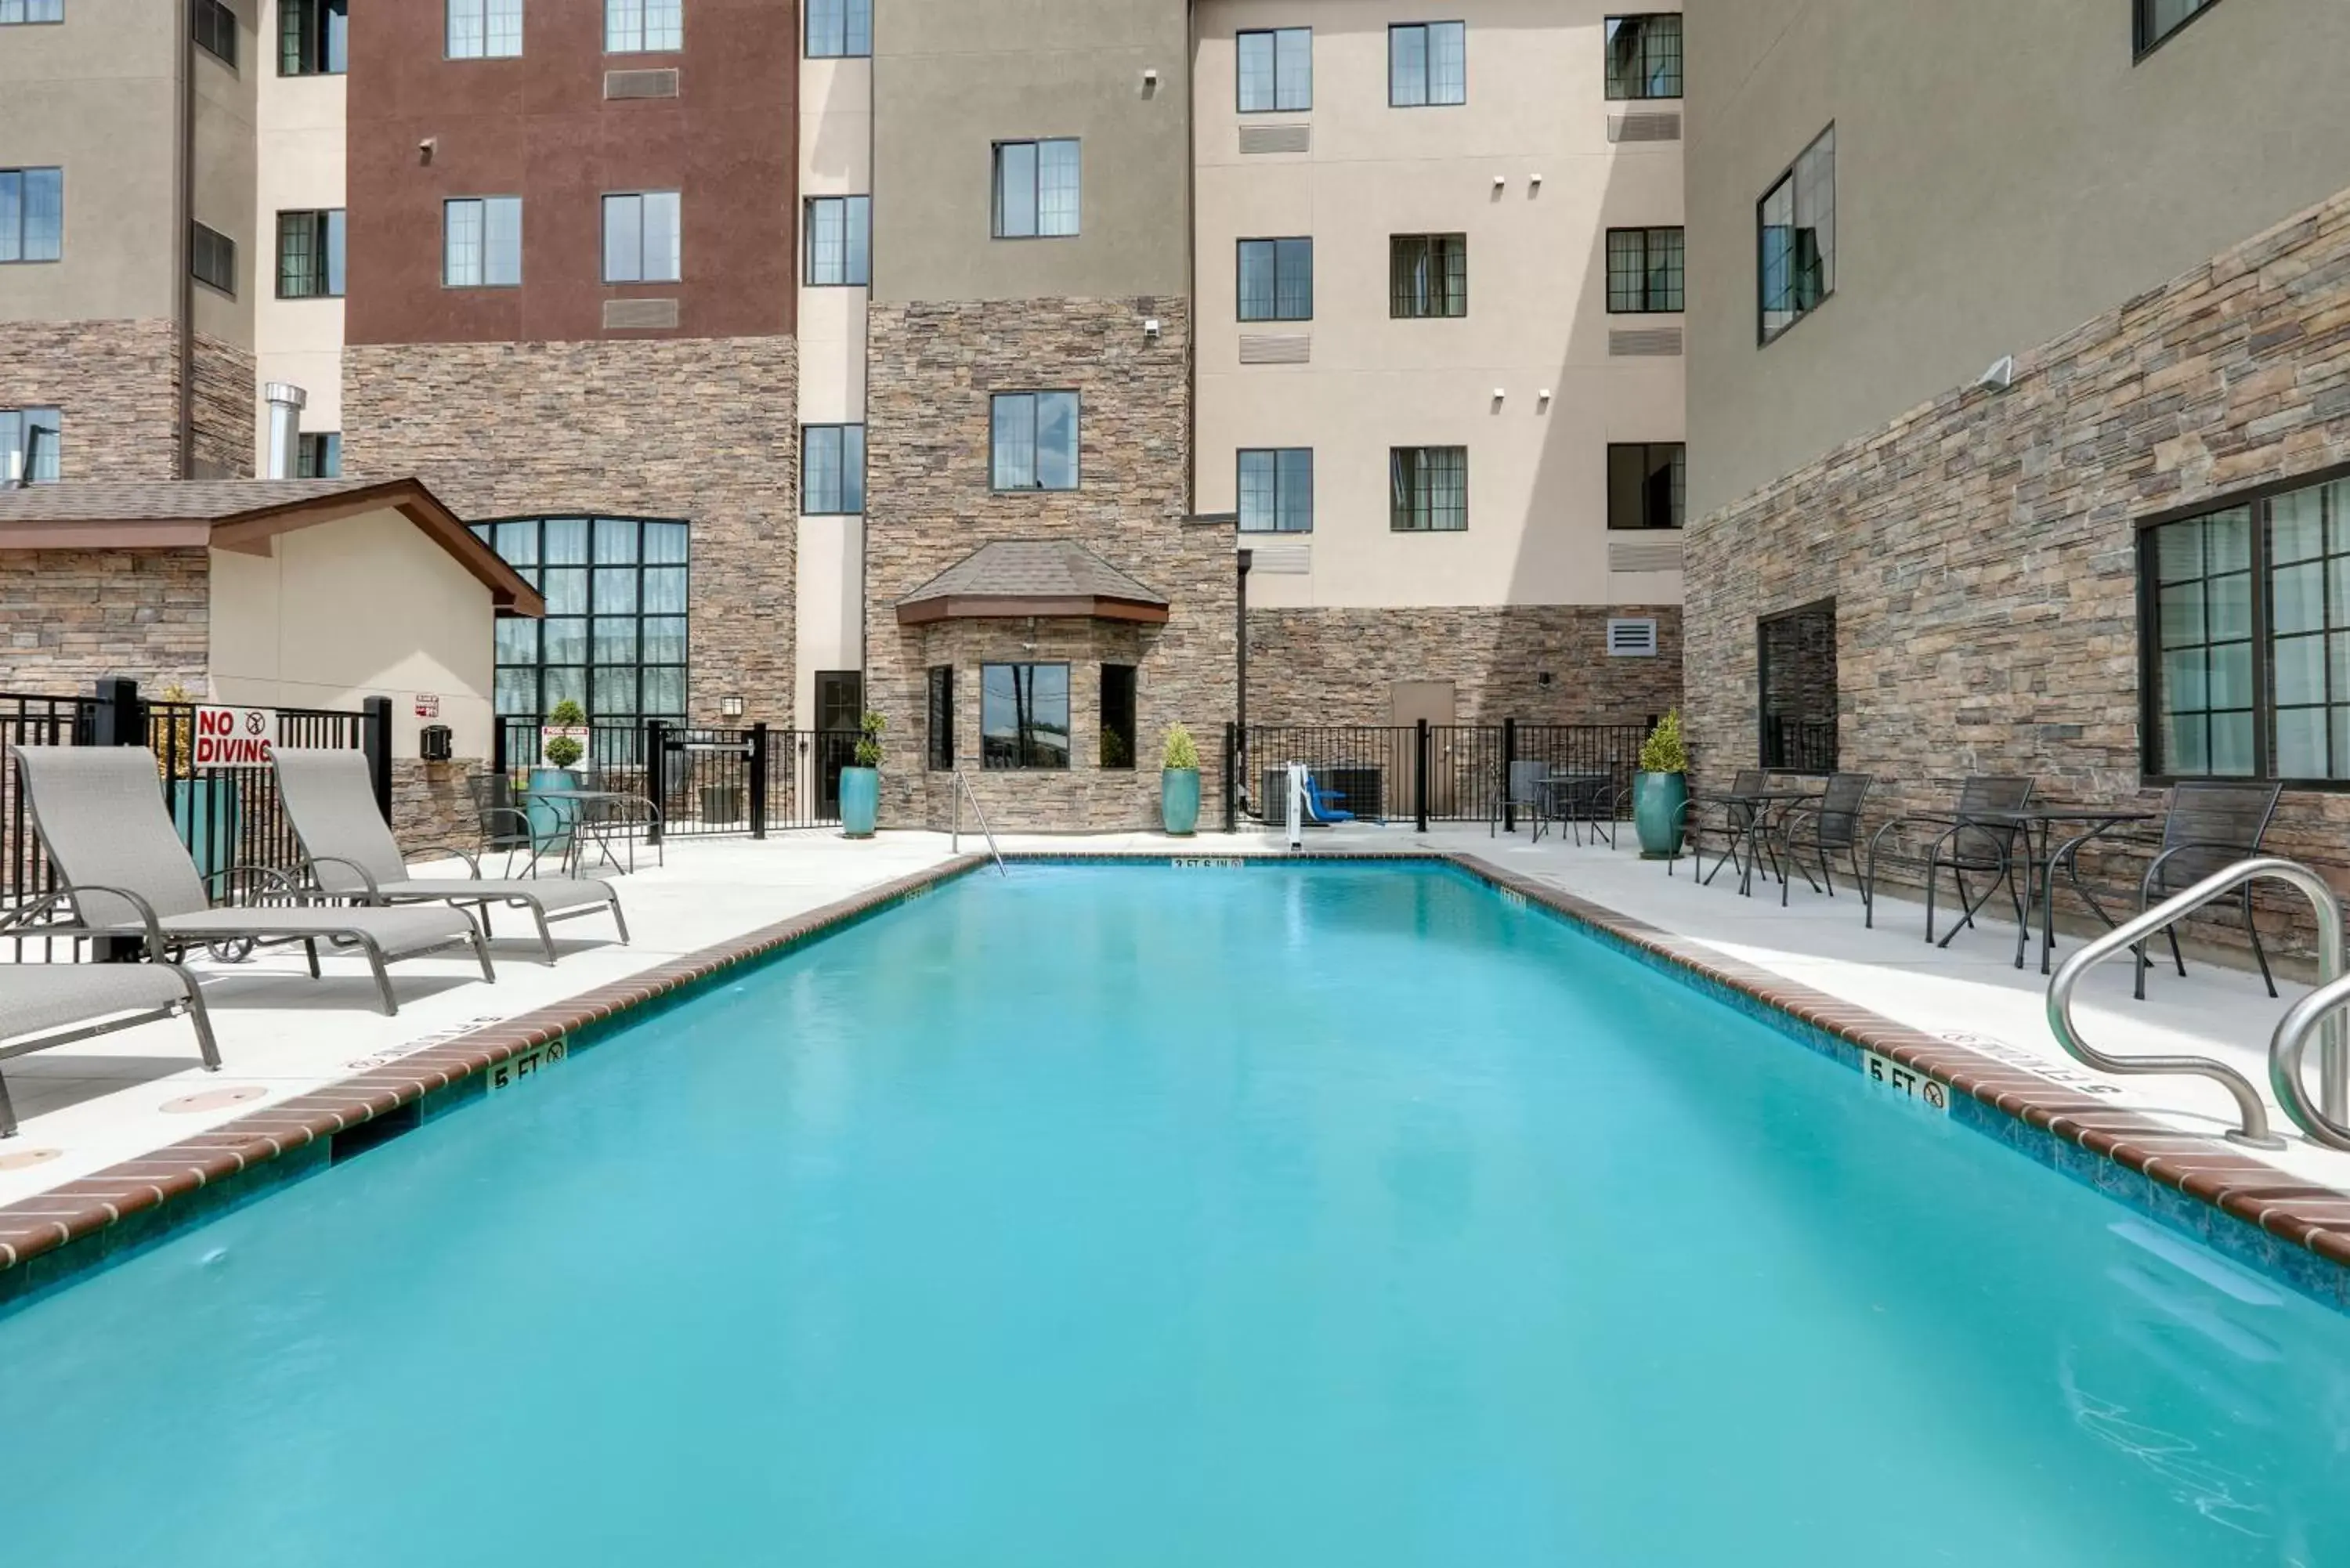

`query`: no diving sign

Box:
[193,706,276,768]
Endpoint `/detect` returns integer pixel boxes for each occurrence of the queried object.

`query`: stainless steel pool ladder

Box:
[2045,856,2346,1151]
[950,768,1007,876]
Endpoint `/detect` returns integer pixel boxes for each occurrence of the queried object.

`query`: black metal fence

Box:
[494,718,851,837]
[1228,720,1651,832]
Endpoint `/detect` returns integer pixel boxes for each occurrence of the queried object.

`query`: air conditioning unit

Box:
[1607,617,1660,657]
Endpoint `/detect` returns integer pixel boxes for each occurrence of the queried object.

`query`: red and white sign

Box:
[414,692,440,719]
[192,706,276,768]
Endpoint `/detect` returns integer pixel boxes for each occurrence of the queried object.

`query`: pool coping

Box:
[5,846,2349,1313]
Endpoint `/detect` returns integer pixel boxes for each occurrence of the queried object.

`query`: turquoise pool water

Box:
[2,863,2346,1564]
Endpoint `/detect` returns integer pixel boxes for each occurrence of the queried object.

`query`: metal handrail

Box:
[950,768,1007,876]
[2269,974,2350,1151]
[2046,856,2343,1151]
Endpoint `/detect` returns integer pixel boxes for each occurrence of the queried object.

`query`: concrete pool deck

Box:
[5,822,2350,1268]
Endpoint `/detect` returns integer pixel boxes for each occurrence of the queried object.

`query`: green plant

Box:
[1101,728,1133,769]
[544,733,585,770]
[1162,723,1199,771]
[548,699,587,728]
[156,681,197,775]
[852,710,886,769]
[1638,708,1688,775]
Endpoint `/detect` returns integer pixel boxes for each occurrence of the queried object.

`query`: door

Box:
[1758,602,1837,772]
[1390,681,1457,821]
[815,670,862,818]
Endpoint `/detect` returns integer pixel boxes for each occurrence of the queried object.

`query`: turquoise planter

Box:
[1162,768,1201,836]
[1633,771,1688,859]
[526,768,581,858]
[171,778,241,888]
[840,766,880,839]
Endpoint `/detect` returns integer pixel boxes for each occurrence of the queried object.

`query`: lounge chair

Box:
[9,745,491,1015]
[273,749,628,965]
[0,959,218,1137]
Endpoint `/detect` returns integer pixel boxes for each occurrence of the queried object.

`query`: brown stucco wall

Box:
[344,0,797,345]
[0,549,209,692]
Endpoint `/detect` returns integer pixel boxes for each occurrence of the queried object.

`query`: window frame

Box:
[1237,447,1314,534]
[1605,225,1684,314]
[991,139,1081,240]
[802,194,870,287]
[2134,0,2225,59]
[0,406,62,486]
[296,432,342,479]
[1756,122,1835,346]
[804,0,871,58]
[801,423,866,516]
[191,220,236,297]
[1602,13,1683,101]
[601,190,682,284]
[980,662,1073,771]
[1606,442,1685,531]
[926,665,955,771]
[0,1,67,26]
[603,0,682,54]
[1756,598,1839,775]
[443,195,523,288]
[1390,446,1469,533]
[193,0,237,67]
[446,0,523,60]
[1389,233,1467,320]
[1100,664,1137,771]
[276,208,346,299]
[279,0,348,74]
[1387,21,1466,107]
[989,391,1082,493]
[1235,236,1313,323]
[1235,26,1312,113]
[472,514,692,728]
[0,166,64,265]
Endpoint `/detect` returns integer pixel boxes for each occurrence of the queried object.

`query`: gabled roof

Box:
[895,540,1170,625]
[0,478,544,616]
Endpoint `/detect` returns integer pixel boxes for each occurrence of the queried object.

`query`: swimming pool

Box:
[1,862,2344,1563]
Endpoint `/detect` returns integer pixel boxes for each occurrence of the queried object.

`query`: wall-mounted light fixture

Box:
[1144,317,1162,341]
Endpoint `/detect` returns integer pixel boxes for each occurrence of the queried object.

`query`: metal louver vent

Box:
[1607,110,1682,143]
[1238,333,1311,365]
[1607,617,1661,657]
[1607,538,1684,574]
[1609,327,1683,356]
[603,298,680,330]
[605,68,680,99]
[1246,543,1311,574]
[1238,123,1311,155]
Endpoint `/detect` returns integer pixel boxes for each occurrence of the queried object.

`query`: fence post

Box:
[645,719,667,845]
[1224,720,1238,833]
[1502,717,1517,834]
[90,676,141,747]
[1415,718,1430,833]
[749,722,769,840]
[361,695,395,825]
[491,715,508,778]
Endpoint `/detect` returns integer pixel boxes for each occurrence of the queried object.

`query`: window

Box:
[0,168,63,263]
[1390,233,1466,318]
[2141,475,2350,782]
[992,139,1080,239]
[1237,27,1311,112]
[1238,449,1312,533]
[191,221,235,295]
[804,0,870,57]
[276,209,345,298]
[445,197,522,286]
[602,192,680,284]
[991,392,1079,491]
[1,1,65,23]
[1759,601,1838,773]
[1237,237,1311,322]
[1603,14,1681,99]
[982,663,1071,771]
[1759,125,1835,343]
[472,516,690,725]
[448,0,522,59]
[1390,446,1466,532]
[1101,665,1137,770]
[927,666,955,771]
[297,432,341,478]
[1389,22,1465,107]
[1606,226,1683,313]
[1607,443,1684,530]
[2136,0,2222,55]
[801,424,865,515]
[280,0,346,74]
[1,408,61,485]
[193,0,237,65]
[804,196,870,286]
[605,0,680,52]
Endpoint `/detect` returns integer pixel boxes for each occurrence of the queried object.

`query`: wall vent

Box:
[1244,541,1311,574]
[1607,617,1661,657]
[1608,327,1683,356]
[603,297,680,330]
[1608,538,1684,574]
[1238,333,1311,365]
[605,68,680,99]
[1238,123,1311,155]
[1607,110,1682,143]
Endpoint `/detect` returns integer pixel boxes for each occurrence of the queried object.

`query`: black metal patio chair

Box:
[1773,771,1875,906]
[1863,775,2037,942]
[2111,780,2285,999]
[1669,768,1770,885]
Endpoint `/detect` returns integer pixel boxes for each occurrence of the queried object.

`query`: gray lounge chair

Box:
[273,749,627,965]
[9,745,491,1015]
[0,960,219,1136]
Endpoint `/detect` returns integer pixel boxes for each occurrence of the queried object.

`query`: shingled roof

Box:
[895,540,1170,624]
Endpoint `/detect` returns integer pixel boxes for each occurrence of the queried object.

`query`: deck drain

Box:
[0,1147,63,1171]
[160,1086,269,1115]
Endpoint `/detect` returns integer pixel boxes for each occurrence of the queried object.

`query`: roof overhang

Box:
[896,594,1171,626]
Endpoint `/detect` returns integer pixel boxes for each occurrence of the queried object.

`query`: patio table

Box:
[1535,771,1618,847]
[1720,782,1826,897]
[1969,807,2157,974]
[521,787,656,877]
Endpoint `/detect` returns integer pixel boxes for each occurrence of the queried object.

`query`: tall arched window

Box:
[471,515,689,725]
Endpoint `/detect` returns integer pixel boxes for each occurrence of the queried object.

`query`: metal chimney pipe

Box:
[264,382,308,479]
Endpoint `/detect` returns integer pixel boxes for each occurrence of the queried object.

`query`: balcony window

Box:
[0,407,61,485]
[277,209,346,298]
[990,392,1079,491]
[602,192,680,284]
[1603,14,1681,99]
[1237,27,1311,112]
[448,0,522,60]
[0,168,63,263]
[1759,125,1834,343]
[1390,233,1466,318]
[1237,237,1312,322]
[605,0,680,52]
[445,197,522,286]
[993,139,1080,239]
[1607,443,1684,530]
[1389,22,1466,107]
[1606,226,1683,313]
[801,424,866,515]
[1390,446,1467,532]
[805,0,870,58]
[1238,449,1312,533]
[280,0,347,74]
[982,663,1071,771]
[804,195,870,286]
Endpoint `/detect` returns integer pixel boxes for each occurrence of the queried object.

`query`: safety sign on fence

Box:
[192,706,277,768]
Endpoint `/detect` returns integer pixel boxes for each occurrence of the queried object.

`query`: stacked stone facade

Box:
[341,337,798,727]
[389,757,481,850]
[0,320,184,483]
[0,549,209,692]
[864,298,1234,832]
[189,334,255,480]
[1685,186,2350,959]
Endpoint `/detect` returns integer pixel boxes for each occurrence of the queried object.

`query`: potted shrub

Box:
[1161,723,1201,836]
[529,699,588,850]
[1632,708,1689,859]
[841,710,884,839]
[157,683,239,886]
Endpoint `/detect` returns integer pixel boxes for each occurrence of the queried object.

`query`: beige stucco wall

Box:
[1683,0,2350,515]
[1194,0,1683,612]
[252,0,349,471]
[870,0,1191,303]
[206,510,498,759]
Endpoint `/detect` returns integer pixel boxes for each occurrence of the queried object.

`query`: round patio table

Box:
[1969,807,2157,974]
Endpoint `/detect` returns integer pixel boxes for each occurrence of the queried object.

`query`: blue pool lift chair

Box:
[1299,770,1356,826]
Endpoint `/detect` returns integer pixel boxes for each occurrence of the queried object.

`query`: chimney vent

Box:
[264,382,307,480]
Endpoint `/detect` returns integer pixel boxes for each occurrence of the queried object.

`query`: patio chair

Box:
[1492,759,1549,840]
[1773,771,1875,907]
[467,771,552,876]
[1862,775,2036,942]
[0,959,218,1137]
[2110,780,2286,999]
[275,750,628,966]
[1669,768,1770,884]
[9,746,492,1016]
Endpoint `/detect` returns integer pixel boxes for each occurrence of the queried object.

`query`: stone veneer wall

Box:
[864,298,1234,832]
[0,320,183,482]
[0,549,209,692]
[1246,605,1683,727]
[389,757,483,851]
[189,333,255,480]
[342,338,799,725]
[1685,185,2350,959]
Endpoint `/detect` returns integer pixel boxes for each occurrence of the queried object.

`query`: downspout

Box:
[174,0,195,479]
